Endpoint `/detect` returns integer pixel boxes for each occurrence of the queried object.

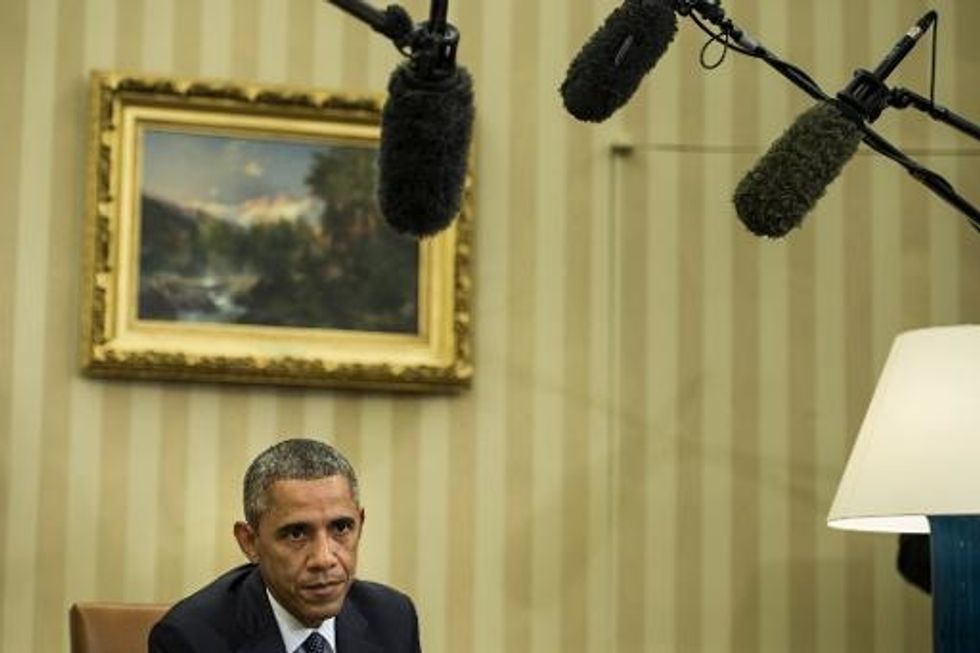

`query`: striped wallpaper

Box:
[1,0,977,651]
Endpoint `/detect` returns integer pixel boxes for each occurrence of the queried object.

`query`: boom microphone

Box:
[733,102,862,237]
[378,60,474,237]
[560,0,678,122]
[377,2,475,238]
[327,0,474,238]
[733,11,936,237]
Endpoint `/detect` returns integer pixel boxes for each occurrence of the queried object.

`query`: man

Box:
[150,438,421,653]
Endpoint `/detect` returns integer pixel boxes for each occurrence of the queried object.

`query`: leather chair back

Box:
[69,602,170,653]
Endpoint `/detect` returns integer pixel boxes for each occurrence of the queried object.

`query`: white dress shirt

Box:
[267,589,337,653]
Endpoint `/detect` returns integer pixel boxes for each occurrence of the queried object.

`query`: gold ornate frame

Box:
[80,71,473,391]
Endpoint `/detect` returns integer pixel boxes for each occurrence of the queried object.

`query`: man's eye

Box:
[332,520,354,535]
[285,526,306,540]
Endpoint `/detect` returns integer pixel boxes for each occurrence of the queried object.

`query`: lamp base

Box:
[929,516,980,652]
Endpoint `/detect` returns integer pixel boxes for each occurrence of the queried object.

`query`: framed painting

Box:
[79,71,473,391]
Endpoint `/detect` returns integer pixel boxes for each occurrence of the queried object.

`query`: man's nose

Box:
[308,531,338,568]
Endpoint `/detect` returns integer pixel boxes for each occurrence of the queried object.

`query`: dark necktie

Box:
[302,631,332,653]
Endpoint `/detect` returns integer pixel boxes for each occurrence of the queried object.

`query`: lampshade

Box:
[827,325,980,533]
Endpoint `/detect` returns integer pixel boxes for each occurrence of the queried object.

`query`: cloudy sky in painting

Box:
[141,128,337,227]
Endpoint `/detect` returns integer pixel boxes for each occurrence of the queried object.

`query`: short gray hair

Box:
[243,438,359,527]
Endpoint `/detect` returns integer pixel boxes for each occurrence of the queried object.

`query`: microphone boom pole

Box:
[856,119,980,231]
[428,0,448,32]
[673,0,829,103]
[889,86,980,142]
[326,0,400,39]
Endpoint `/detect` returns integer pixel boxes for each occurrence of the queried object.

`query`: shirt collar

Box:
[266,588,337,653]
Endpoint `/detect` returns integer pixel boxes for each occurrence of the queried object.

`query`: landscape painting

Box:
[138,128,419,333]
[80,72,473,390]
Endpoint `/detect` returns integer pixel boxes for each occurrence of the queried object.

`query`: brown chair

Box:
[69,602,170,653]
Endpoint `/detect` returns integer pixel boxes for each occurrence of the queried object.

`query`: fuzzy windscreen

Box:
[734,102,863,238]
[560,0,678,123]
[377,63,475,238]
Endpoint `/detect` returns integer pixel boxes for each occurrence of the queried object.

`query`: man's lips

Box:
[301,580,346,599]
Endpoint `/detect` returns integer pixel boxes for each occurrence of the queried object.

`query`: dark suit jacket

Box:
[148,564,420,653]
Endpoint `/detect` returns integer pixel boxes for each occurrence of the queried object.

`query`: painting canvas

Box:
[80,72,473,390]
[139,129,418,333]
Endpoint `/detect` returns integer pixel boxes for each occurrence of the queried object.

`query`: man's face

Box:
[234,476,364,627]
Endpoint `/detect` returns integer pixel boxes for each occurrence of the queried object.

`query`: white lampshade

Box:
[827,325,980,533]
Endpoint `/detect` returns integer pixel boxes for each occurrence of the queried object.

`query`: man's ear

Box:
[234,521,260,563]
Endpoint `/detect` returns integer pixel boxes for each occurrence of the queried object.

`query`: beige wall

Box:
[1,0,978,651]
